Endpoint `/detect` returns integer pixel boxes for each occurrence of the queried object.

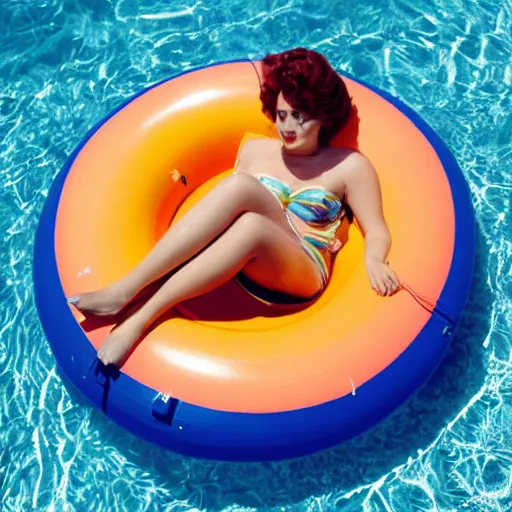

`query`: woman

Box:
[67,48,400,366]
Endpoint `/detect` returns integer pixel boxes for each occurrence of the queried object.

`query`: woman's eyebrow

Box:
[277,108,301,115]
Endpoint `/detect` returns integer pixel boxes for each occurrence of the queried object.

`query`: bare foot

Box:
[67,282,131,316]
[97,316,145,366]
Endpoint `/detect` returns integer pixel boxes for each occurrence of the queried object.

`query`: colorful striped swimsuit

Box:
[255,174,347,287]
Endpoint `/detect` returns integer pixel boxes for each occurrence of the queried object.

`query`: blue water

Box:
[1,0,511,510]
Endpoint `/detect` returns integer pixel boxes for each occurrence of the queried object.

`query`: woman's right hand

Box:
[365,257,401,297]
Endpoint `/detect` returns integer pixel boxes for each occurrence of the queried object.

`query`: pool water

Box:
[1,0,511,510]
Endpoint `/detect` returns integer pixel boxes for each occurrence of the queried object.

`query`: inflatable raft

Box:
[33,60,475,461]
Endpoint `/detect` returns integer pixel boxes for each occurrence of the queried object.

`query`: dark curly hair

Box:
[259,48,353,146]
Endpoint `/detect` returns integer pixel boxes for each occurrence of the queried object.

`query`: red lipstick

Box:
[281,133,297,144]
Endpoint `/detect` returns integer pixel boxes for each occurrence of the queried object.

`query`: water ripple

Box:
[1,0,511,510]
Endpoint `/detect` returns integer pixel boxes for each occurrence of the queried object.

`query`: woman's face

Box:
[275,92,322,153]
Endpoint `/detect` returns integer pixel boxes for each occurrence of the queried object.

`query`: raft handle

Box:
[152,393,179,425]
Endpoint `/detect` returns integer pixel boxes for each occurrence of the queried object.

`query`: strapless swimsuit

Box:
[236,173,351,305]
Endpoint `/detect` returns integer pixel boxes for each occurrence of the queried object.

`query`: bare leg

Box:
[68,174,287,316]
[96,212,322,365]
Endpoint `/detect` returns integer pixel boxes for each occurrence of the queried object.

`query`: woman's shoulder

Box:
[324,148,375,198]
[329,147,374,174]
[326,145,360,162]
[330,148,380,198]
[236,136,278,168]
[240,135,279,154]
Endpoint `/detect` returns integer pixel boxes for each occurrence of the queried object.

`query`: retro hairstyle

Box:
[259,48,353,146]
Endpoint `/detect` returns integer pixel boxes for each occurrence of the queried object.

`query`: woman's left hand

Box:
[365,257,401,296]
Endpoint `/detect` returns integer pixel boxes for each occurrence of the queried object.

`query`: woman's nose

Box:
[281,115,296,132]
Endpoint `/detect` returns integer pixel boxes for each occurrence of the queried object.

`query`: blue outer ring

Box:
[33,59,475,462]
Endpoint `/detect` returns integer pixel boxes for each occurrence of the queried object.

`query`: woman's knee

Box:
[233,213,323,294]
[221,173,271,212]
[231,212,276,249]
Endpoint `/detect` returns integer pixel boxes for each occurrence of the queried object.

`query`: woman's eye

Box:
[277,110,307,124]
[292,111,307,124]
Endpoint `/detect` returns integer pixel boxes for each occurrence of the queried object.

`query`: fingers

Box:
[367,259,402,297]
[369,273,386,296]
[383,270,400,296]
[370,269,400,296]
[377,277,391,296]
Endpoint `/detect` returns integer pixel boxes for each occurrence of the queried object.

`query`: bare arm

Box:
[344,154,391,262]
[233,138,262,174]
[343,154,399,296]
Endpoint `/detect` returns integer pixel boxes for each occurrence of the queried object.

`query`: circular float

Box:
[33,60,475,461]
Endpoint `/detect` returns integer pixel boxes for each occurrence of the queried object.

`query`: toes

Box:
[98,352,113,366]
[97,342,119,367]
[97,344,111,364]
[101,354,118,367]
